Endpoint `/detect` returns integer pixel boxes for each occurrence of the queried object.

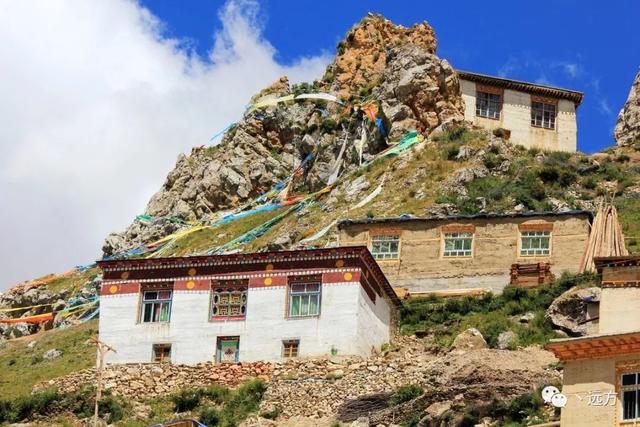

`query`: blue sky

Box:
[144,0,639,153]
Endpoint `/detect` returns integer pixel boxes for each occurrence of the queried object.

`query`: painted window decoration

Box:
[476,91,501,119]
[216,336,240,363]
[622,372,640,420]
[371,235,400,260]
[289,283,321,317]
[520,231,551,256]
[282,339,300,358]
[531,101,556,129]
[152,343,171,363]
[141,290,172,323]
[211,286,248,319]
[443,232,473,257]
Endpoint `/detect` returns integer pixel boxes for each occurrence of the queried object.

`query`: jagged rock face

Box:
[101,14,465,256]
[374,45,464,139]
[615,70,640,147]
[327,14,437,100]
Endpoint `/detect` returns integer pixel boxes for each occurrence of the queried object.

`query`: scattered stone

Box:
[345,176,370,202]
[497,331,517,350]
[43,349,63,360]
[519,312,535,323]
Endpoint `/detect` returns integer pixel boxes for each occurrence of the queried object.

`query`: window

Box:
[141,290,172,323]
[476,91,501,119]
[443,232,473,257]
[371,235,400,260]
[211,286,247,319]
[622,372,640,420]
[152,344,171,363]
[282,340,299,358]
[289,283,321,317]
[520,231,551,256]
[531,101,556,129]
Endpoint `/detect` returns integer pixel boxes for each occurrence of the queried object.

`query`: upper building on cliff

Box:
[457,70,584,152]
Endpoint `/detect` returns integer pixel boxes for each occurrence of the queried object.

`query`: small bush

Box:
[199,407,221,426]
[391,384,423,405]
[221,379,266,426]
[202,384,230,404]
[259,406,280,420]
[538,165,560,183]
[171,389,202,412]
[582,175,599,189]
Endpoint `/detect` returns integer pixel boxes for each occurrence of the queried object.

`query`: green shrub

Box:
[320,118,338,133]
[202,384,230,404]
[200,407,221,426]
[259,406,280,419]
[220,379,266,426]
[391,384,423,405]
[582,175,599,189]
[483,153,502,169]
[171,389,202,412]
[538,165,560,183]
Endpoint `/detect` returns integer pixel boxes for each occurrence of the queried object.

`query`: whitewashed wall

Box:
[459,79,577,152]
[99,279,392,365]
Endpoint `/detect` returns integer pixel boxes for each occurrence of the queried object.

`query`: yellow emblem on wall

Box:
[109,285,118,294]
[186,281,196,290]
[188,268,197,276]
[335,259,345,268]
[343,272,353,281]
[264,277,273,286]
[120,271,130,280]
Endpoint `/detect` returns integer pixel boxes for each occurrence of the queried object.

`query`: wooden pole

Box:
[90,336,116,427]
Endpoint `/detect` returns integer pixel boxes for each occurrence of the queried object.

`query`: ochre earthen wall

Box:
[338,215,590,292]
[561,355,640,426]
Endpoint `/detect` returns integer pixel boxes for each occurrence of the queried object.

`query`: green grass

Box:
[0,320,98,399]
[400,273,598,348]
[46,268,99,294]
[617,196,640,254]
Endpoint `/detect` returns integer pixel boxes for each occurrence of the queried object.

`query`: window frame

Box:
[443,231,474,258]
[531,101,556,130]
[287,282,321,318]
[140,289,173,323]
[210,281,248,321]
[282,339,300,358]
[475,91,502,120]
[621,372,640,421]
[370,234,401,261]
[519,230,551,257]
[152,343,172,363]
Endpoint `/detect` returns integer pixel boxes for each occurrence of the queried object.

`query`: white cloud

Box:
[599,99,613,116]
[0,0,331,289]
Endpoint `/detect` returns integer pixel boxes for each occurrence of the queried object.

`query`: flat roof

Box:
[97,246,402,306]
[337,210,593,229]
[457,70,584,106]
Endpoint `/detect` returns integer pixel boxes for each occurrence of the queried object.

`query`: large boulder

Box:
[451,328,488,350]
[545,287,600,336]
[615,70,640,147]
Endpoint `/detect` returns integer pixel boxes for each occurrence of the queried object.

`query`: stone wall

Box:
[34,362,272,399]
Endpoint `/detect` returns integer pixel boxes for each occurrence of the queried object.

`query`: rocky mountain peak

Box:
[102,14,465,257]
[324,13,438,100]
[615,69,640,147]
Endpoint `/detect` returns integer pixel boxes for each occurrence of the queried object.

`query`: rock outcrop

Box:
[615,70,640,147]
[545,286,600,336]
[102,14,465,256]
